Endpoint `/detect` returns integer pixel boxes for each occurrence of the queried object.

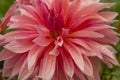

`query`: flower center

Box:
[50,31,62,39]
[44,10,64,39]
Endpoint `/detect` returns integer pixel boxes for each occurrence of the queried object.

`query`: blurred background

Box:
[0,0,120,80]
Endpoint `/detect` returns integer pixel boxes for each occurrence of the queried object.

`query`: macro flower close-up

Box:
[0,0,120,80]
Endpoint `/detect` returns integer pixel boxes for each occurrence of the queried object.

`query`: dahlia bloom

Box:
[0,0,119,80]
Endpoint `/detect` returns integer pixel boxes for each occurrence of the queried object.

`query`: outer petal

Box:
[76,3,115,16]
[62,53,74,78]
[0,35,5,42]
[70,14,106,29]
[16,0,31,4]
[85,40,103,59]
[0,2,18,32]
[100,45,119,65]
[33,25,52,46]
[13,31,38,39]
[2,68,13,77]
[74,67,86,80]
[18,59,34,80]
[83,55,93,77]
[27,44,45,69]
[68,38,92,51]
[97,29,119,45]
[33,35,53,46]
[4,39,33,53]
[0,35,5,45]
[69,30,104,38]
[89,58,100,80]
[10,15,39,25]
[99,12,118,22]
[0,49,17,61]
[39,54,56,80]
[3,55,21,69]
[41,0,53,8]
[11,54,26,77]
[63,42,84,72]
[19,4,43,24]
[0,31,22,45]
[83,24,112,31]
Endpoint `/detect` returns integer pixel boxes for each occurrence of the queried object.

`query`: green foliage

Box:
[101,0,120,19]
[100,0,120,80]
[0,0,14,17]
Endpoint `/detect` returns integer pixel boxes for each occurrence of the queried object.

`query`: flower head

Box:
[0,0,119,80]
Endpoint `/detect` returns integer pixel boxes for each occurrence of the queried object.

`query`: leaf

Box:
[111,67,120,78]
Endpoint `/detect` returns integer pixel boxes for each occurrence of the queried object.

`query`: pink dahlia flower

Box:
[0,0,119,80]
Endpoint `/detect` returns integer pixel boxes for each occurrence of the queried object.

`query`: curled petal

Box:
[0,2,18,32]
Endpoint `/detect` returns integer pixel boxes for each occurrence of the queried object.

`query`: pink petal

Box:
[27,44,45,69]
[39,54,56,80]
[41,0,53,8]
[80,0,100,4]
[62,54,74,78]
[30,66,39,80]
[100,45,119,65]
[0,49,16,61]
[4,55,21,69]
[54,0,65,14]
[84,24,111,31]
[9,22,36,30]
[16,0,30,4]
[69,38,92,51]
[18,59,34,80]
[90,58,100,80]
[69,30,104,38]
[63,42,84,72]
[83,55,93,77]
[2,68,13,77]
[52,63,68,80]
[0,35,5,42]
[68,38,100,56]
[19,4,43,23]
[55,36,63,47]
[0,35,5,45]
[49,46,60,56]
[12,54,26,77]
[70,14,106,29]
[78,3,115,16]
[97,29,119,45]
[85,40,103,59]
[1,31,21,44]
[99,12,118,21]
[35,26,49,37]
[62,28,69,36]
[4,39,33,53]
[74,67,86,80]
[33,35,53,46]
[13,31,38,39]
[35,0,51,25]
[10,15,38,24]
[64,0,81,24]
[0,2,18,32]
